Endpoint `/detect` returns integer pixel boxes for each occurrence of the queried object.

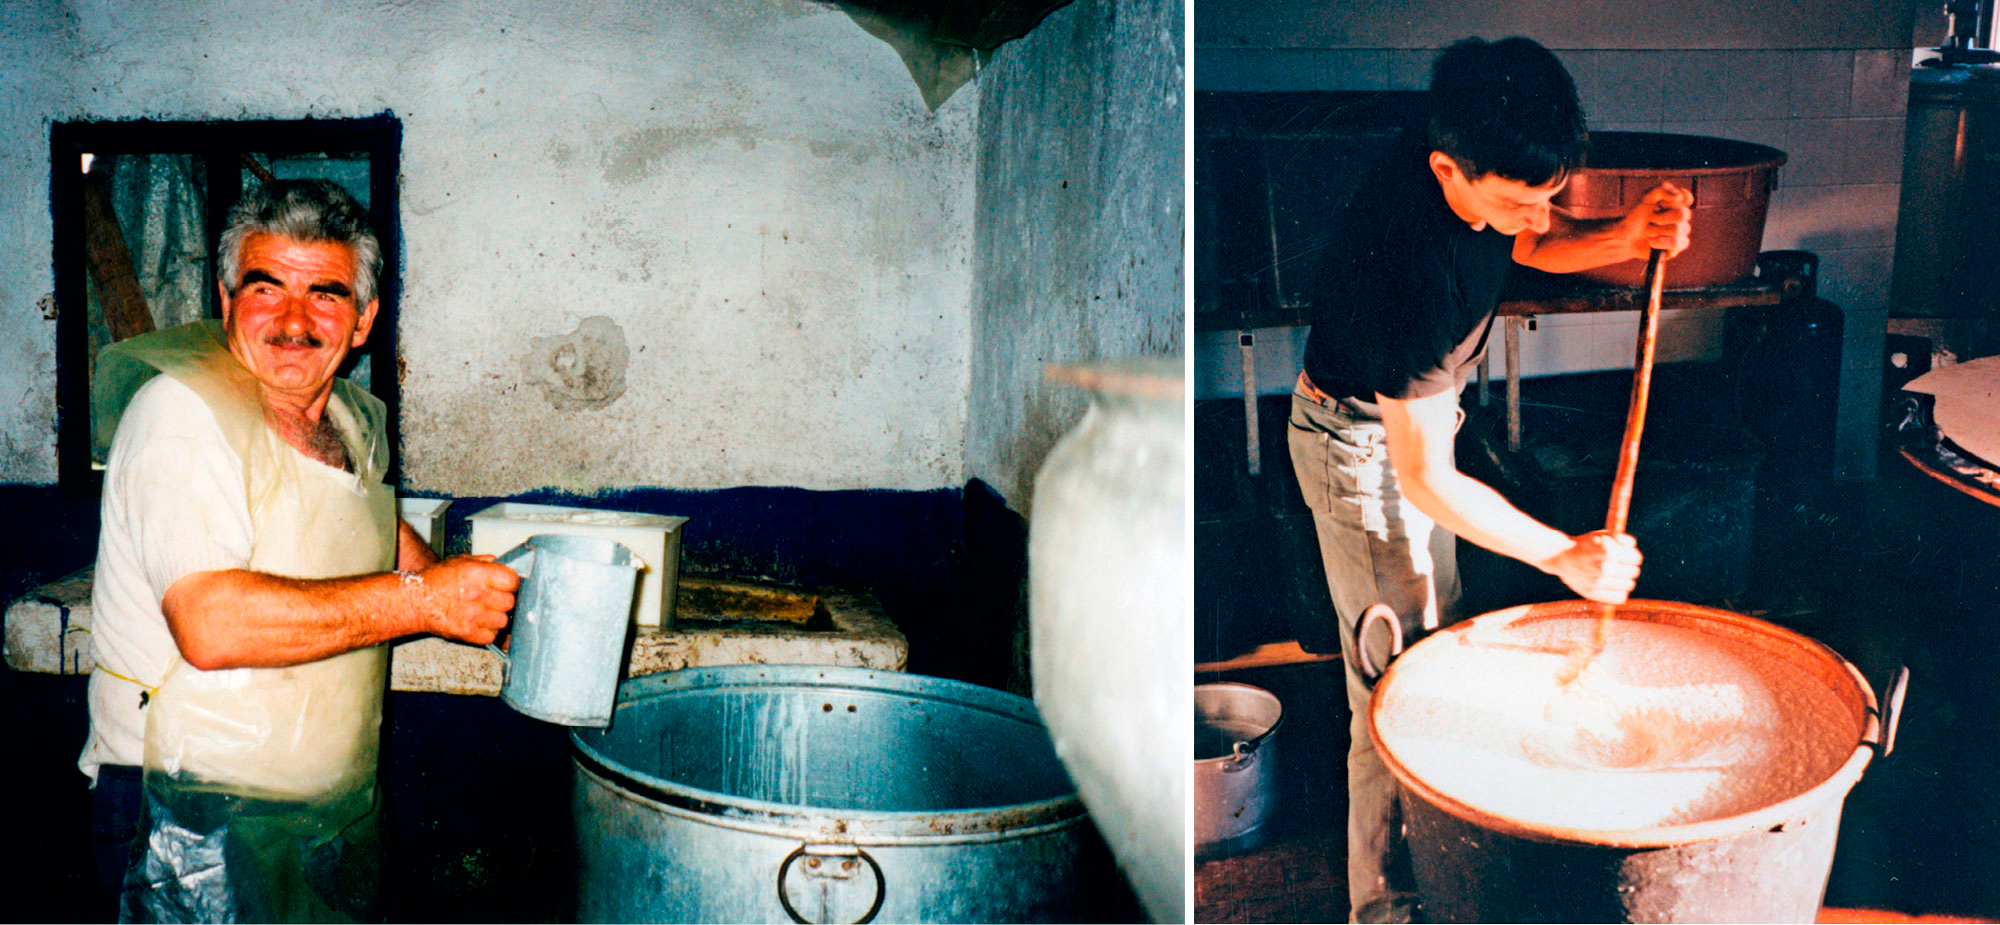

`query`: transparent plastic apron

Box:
[95,322,396,923]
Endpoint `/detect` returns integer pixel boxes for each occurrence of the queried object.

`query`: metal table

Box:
[1486,274,1782,451]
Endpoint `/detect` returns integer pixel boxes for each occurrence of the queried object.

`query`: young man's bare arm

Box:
[1513,182,1692,274]
[1377,389,1640,603]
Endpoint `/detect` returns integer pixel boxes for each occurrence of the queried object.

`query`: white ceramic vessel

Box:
[1028,358,1187,923]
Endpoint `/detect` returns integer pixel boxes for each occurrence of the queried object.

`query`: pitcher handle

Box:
[496,542,536,576]
[485,543,535,675]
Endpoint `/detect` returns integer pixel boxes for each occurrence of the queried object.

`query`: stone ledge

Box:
[5,568,908,695]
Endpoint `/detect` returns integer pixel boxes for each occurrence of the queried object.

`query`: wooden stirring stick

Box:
[1558,246,1668,684]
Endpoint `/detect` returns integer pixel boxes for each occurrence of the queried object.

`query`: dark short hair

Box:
[1427,37,1587,186]
[218,179,381,306]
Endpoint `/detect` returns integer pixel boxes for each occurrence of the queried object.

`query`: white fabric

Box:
[79,376,252,783]
[80,375,376,784]
[1906,354,2000,467]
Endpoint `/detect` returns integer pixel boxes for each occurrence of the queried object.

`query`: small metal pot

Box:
[1194,683,1283,856]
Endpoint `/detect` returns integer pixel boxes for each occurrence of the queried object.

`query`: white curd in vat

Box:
[1372,616,1858,831]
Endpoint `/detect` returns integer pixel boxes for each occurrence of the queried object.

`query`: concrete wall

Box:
[968,0,1187,512]
[0,3,74,479]
[1196,0,1911,478]
[0,0,975,494]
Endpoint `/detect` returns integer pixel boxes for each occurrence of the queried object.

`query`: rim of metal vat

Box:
[570,665,1089,846]
[1367,599,1888,851]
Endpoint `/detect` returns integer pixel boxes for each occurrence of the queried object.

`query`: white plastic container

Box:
[467,502,689,629]
[398,498,452,556]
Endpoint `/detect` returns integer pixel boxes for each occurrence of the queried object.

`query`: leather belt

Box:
[1296,370,1339,405]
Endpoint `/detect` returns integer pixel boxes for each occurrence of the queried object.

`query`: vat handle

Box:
[1349,603,1404,687]
[1869,665,1910,758]
[777,843,885,924]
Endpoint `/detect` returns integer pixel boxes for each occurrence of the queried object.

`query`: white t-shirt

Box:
[79,375,254,783]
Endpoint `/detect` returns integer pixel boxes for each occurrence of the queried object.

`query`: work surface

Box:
[3,571,908,692]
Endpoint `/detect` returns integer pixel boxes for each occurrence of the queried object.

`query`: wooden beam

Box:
[81,170,154,342]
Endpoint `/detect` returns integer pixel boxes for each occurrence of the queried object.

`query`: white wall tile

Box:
[1789,50,1854,118]
[1194,47,1274,91]
[1842,117,1906,185]
[1654,307,1726,363]
[1662,119,1792,157]
[1762,183,1901,252]
[1851,49,1909,116]
[1195,48,1390,91]
[1591,311,1646,371]
[1386,49,1438,91]
[1820,245,1896,317]
[1779,118,1851,187]
[1669,50,1792,122]
[1517,319,1599,378]
[1591,121,1665,136]
[1192,325,1314,400]
[1578,51,1669,123]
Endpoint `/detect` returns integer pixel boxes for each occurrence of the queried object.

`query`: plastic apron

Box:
[95,321,397,923]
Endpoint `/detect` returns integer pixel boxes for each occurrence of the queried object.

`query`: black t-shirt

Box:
[1300,133,1516,418]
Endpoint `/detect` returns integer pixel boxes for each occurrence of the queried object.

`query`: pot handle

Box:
[1225,734,1270,771]
[777,843,885,924]
[1347,603,1405,687]
[1868,665,1909,758]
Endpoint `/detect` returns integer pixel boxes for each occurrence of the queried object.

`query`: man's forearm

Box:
[161,568,431,671]
[1513,214,1635,274]
[1399,467,1574,572]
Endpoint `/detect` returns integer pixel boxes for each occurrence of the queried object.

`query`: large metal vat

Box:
[571,666,1099,924]
[1364,600,1902,923]
[1029,359,1188,923]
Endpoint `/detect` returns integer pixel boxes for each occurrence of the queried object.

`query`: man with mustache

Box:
[81,179,520,921]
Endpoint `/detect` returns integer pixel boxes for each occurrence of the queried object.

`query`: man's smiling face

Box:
[219,232,378,404]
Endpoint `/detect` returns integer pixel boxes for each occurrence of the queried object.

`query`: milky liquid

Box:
[1373,616,1858,831]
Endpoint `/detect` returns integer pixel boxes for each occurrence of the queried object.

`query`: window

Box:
[51,115,402,491]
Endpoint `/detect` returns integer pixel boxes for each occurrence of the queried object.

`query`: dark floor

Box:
[1196,385,2000,923]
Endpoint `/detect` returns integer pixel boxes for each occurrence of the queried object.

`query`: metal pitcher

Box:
[489,533,644,727]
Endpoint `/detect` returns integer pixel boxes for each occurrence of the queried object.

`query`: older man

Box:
[82,179,518,922]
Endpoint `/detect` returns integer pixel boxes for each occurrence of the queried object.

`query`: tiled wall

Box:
[1197,46,1909,477]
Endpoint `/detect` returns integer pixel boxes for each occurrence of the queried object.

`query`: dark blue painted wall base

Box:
[0,479,1040,921]
[2,480,1031,689]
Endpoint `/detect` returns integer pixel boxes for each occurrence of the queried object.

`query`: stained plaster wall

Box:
[968,0,1187,513]
[0,3,74,480]
[0,0,974,494]
[1196,0,1912,479]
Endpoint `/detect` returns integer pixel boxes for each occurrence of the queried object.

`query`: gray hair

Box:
[217,178,382,307]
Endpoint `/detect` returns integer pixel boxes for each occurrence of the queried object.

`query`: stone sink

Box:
[3,570,907,694]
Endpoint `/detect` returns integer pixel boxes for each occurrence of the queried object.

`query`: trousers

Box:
[1286,387,1465,921]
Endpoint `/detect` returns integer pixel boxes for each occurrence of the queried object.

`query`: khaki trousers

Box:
[1286,388,1465,921]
